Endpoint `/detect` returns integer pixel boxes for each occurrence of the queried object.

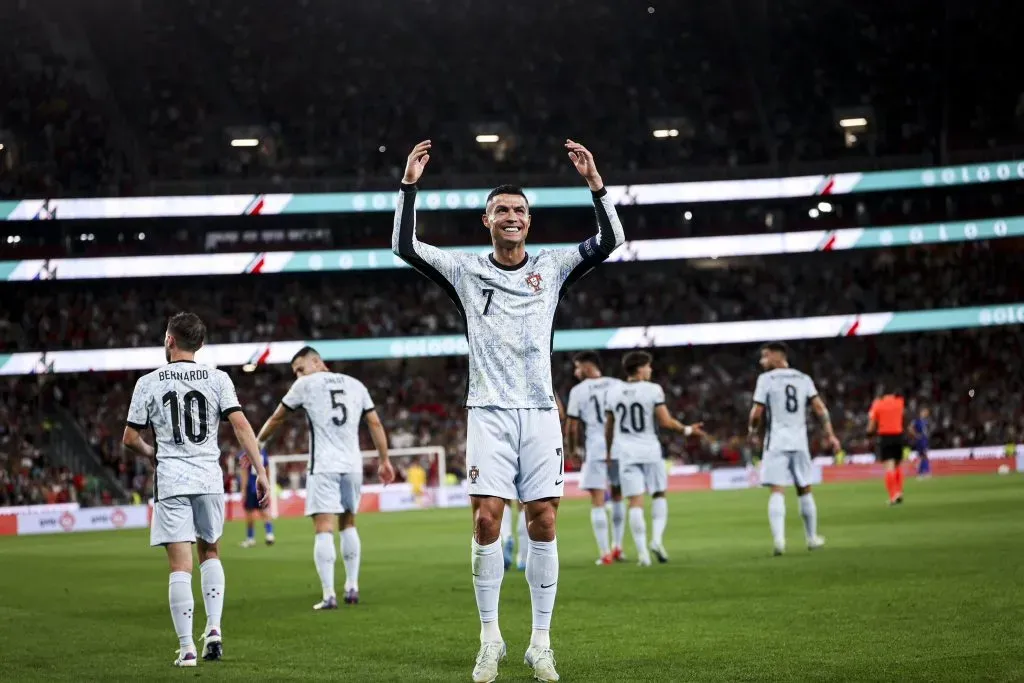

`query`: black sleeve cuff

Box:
[753,401,766,407]
[400,182,417,192]
[221,406,243,420]
[654,402,666,408]
[566,414,580,421]
[361,407,376,417]
[591,186,608,199]
[280,401,296,412]
[126,420,149,431]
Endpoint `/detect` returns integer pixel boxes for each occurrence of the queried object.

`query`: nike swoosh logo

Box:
[554,479,564,486]
[540,583,556,590]
[472,573,480,577]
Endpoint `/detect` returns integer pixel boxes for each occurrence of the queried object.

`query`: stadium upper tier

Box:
[1,0,1018,198]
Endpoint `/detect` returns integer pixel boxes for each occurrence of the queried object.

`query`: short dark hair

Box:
[291,346,320,364]
[485,184,529,210]
[761,341,790,357]
[167,312,206,352]
[622,351,653,376]
[572,351,601,370]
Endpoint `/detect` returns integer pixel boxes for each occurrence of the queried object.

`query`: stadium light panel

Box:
[475,134,500,144]
[230,138,260,148]
[817,201,833,213]
[808,208,820,218]
[0,143,5,151]
[652,129,679,138]
[838,117,868,128]
[242,363,257,373]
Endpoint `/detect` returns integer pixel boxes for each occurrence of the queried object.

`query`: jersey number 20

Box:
[615,403,645,433]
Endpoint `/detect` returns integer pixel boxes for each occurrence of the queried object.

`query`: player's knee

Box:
[473,503,503,544]
[197,541,220,563]
[651,491,666,500]
[526,504,557,542]
[796,485,812,496]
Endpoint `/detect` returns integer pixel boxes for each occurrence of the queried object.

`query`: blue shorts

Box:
[914,442,929,456]
[244,489,260,511]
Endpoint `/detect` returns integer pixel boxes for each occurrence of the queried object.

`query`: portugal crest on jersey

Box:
[526,272,543,292]
[468,466,480,483]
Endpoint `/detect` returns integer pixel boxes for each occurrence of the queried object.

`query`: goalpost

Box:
[267,446,448,519]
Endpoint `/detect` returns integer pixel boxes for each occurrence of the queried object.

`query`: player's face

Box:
[920,407,930,418]
[483,195,531,248]
[573,361,585,381]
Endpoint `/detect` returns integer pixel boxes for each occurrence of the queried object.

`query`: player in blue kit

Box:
[238,449,275,547]
[910,406,931,478]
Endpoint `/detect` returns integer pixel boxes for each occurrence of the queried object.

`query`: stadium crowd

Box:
[1,241,1019,353]
[1,1,1021,197]
[3,327,1019,506]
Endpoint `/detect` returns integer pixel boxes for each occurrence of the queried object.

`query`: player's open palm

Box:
[689,422,707,439]
[565,139,602,189]
[255,473,271,508]
[378,459,396,485]
[403,140,432,185]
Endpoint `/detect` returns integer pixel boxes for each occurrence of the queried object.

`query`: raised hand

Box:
[403,140,432,185]
[565,139,603,191]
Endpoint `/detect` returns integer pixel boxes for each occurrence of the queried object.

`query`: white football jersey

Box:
[281,371,374,474]
[753,368,818,453]
[126,360,241,500]
[566,376,623,460]
[603,380,665,463]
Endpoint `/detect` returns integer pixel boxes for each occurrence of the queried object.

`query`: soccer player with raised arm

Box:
[393,139,624,683]
[256,347,395,608]
[604,351,703,566]
[122,312,271,667]
[565,351,626,564]
[748,342,839,555]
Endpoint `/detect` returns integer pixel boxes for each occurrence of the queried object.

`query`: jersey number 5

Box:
[784,384,799,413]
[161,391,209,445]
[329,390,349,426]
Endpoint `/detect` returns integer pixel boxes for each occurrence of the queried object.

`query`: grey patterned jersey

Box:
[126,360,242,500]
[393,184,625,409]
[566,376,624,460]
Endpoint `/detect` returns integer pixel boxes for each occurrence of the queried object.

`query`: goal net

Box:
[267,446,449,519]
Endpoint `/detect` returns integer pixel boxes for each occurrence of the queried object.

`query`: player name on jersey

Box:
[157,368,210,382]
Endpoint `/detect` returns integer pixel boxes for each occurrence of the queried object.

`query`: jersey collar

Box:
[488,253,529,272]
[169,359,196,364]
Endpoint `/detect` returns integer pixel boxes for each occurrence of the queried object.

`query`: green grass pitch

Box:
[2,475,1023,682]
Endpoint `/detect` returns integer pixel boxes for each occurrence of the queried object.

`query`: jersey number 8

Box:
[785,384,799,413]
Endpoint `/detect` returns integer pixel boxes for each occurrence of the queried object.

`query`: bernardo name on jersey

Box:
[127,360,242,499]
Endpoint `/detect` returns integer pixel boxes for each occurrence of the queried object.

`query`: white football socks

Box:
[798,493,818,541]
[314,531,336,599]
[610,500,626,550]
[628,507,649,561]
[471,537,504,643]
[590,506,611,556]
[651,497,668,546]
[525,539,558,649]
[341,527,361,591]
[768,492,786,547]
[516,509,529,565]
[199,559,224,633]
[168,571,195,650]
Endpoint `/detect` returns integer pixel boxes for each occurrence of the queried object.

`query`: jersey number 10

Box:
[161,391,209,445]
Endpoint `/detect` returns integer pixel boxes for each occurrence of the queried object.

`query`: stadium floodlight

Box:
[838,117,868,129]
[684,211,693,220]
[242,363,257,373]
[0,143,5,151]
[808,208,820,218]
[230,138,260,148]
[817,201,833,213]
[652,129,679,138]
[475,134,500,144]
